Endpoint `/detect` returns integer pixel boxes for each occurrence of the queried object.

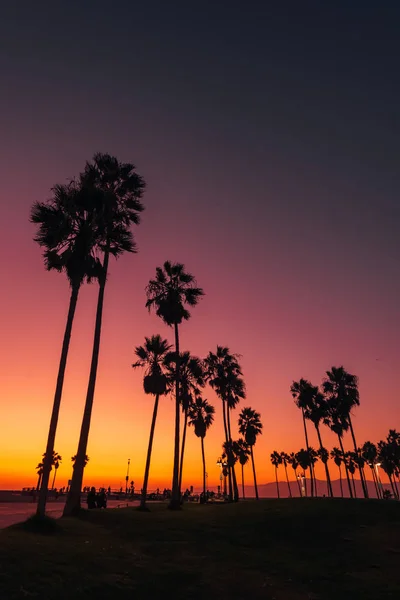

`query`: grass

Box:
[1,499,399,599]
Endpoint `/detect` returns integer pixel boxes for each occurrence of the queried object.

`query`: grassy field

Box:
[0,499,399,599]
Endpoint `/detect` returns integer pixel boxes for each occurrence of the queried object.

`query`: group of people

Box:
[86,487,107,509]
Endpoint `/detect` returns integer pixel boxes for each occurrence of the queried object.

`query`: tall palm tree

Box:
[31,181,101,517]
[132,335,171,509]
[51,453,62,489]
[330,447,344,497]
[324,409,353,498]
[308,447,319,496]
[317,447,330,496]
[345,452,358,498]
[323,366,368,498]
[296,449,310,497]
[387,430,400,494]
[361,441,381,498]
[232,439,250,499]
[300,384,334,497]
[204,347,245,502]
[36,462,44,491]
[290,379,315,497]
[238,407,262,500]
[280,452,293,498]
[145,261,204,509]
[165,351,204,491]
[378,439,399,499]
[64,153,145,516]
[270,451,282,498]
[188,397,215,497]
[288,452,302,496]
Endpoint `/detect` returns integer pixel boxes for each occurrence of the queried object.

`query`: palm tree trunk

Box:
[250,446,258,500]
[201,436,206,497]
[221,400,233,502]
[169,322,181,509]
[393,477,399,499]
[37,283,80,517]
[315,425,333,497]
[51,468,57,490]
[64,252,109,516]
[347,415,368,498]
[178,410,188,492]
[275,467,280,499]
[304,473,308,497]
[389,475,397,499]
[241,463,245,499]
[338,436,353,498]
[36,473,42,492]
[284,465,292,498]
[226,406,239,502]
[140,394,160,509]
[351,473,357,498]
[338,465,344,497]
[370,466,381,499]
[295,469,302,496]
[314,471,318,497]
[302,409,314,497]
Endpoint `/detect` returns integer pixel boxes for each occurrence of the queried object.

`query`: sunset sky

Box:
[0,2,399,492]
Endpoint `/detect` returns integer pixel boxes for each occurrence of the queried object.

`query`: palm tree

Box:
[324,408,353,498]
[300,385,334,497]
[323,366,368,498]
[330,447,344,497]
[204,347,245,501]
[132,335,171,509]
[308,447,319,496]
[296,449,310,497]
[378,439,399,499]
[317,447,330,496]
[270,451,282,498]
[64,154,145,516]
[238,407,262,500]
[232,439,250,499]
[345,452,358,498]
[51,453,62,489]
[290,379,315,497]
[280,452,293,498]
[188,397,215,497]
[71,454,89,468]
[36,462,44,491]
[288,452,302,496]
[145,261,204,509]
[165,351,204,491]
[361,441,381,498]
[31,181,101,517]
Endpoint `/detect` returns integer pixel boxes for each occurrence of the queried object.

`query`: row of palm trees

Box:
[35,454,89,492]
[270,431,400,499]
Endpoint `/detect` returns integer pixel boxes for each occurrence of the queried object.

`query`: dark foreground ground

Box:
[0,499,399,599]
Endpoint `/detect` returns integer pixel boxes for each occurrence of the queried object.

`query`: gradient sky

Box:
[0,2,399,491]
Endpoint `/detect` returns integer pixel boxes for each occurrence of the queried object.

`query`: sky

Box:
[0,1,399,492]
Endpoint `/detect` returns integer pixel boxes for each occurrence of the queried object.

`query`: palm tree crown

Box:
[145,261,204,326]
[132,335,171,396]
[188,397,215,438]
[238,407,263,446]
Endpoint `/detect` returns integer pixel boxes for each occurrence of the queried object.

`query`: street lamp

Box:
[125,458,130,495]
[374,462,383,498]
[297,472,305,497]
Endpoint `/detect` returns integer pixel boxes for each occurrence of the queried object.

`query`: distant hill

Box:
[241,478,389,498]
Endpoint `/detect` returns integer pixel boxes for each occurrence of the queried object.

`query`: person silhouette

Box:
[87,487,97,509]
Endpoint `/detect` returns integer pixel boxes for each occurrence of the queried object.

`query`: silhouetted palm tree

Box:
[317,447,330,496]
[300,383,334,497]
[145,261,204,509]
[288,452,302,496]
[188,397,215,497]
[290,379,315,497]
[165,351,204,491]
[51,452,62,489]
[71,454,89,468]
[280,452,293,498]
[31,181,101,517]
[361,441,381,498]
[270,451,282,498]
[36,462,44,491]
[238,407,262,499]
[378,438,399,499]
[308,447,319,496]
[232,439,250,499]
[132,335,171,509]
[330,447,344,497]
[323,366,368,498]
[65,153,145,516]
[324,409,353,498]
[204,347,245,502]
[296,449,310,497]
[345,452,358,498]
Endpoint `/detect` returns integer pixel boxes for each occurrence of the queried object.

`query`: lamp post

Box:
[297,472,305,497]
[125,458,130,495]
[374,462,384,498]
